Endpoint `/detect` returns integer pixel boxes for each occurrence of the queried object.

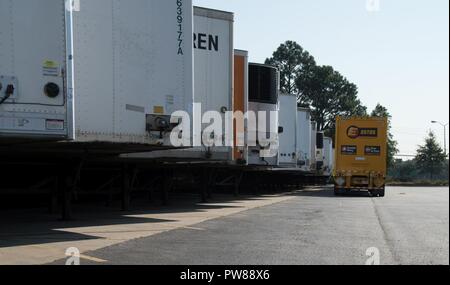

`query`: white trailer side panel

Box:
[279,94,297,167]
[193,7,233,159]
[1,0,194,147]
[323,137,334,176]
[310,121,317,170]
[73,0,194,144]
[247,101,280,166]
[123,6,235,162]
[297,108,312,171]
[194,7,233,119]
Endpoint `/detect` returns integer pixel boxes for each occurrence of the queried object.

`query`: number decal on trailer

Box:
[177,0,184,55]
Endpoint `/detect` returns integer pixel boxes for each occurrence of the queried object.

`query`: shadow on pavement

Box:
[291,187,372,198]
[0,193,268,248]
[0,215,175,248]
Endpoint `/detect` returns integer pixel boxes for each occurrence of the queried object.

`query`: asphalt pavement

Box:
[68,187,449,265]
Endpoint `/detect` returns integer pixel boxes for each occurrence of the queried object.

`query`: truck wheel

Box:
[378,188,386,197]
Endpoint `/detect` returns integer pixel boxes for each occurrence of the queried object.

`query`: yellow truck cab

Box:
[334,116,388,197]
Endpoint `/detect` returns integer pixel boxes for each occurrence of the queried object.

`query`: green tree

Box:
[296,65,367,133]
[415,132,447,180]
[371,104,399,169]
[265,41,367,137]
[389,159,419,181]
[265,41,316,95]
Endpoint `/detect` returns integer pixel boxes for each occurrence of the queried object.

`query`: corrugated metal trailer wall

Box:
[279,94,298,168]
[0,0,194,151]
[297,108,312,171]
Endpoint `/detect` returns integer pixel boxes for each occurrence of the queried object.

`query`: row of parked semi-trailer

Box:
[0,1,390,215]
[0,0,334,177]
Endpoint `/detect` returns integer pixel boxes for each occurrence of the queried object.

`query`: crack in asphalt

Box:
[371,198,402,265]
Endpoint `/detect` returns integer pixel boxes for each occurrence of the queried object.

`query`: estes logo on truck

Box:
[347,126,378,139]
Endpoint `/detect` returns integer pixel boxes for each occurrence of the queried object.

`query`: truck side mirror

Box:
[278,126,284,134]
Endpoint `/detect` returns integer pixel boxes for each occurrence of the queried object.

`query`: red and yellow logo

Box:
[347,126,360,139]
[347,126,378,139]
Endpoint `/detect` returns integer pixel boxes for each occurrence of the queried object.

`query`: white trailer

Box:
[247,63,280,166]
[125,6,235,162]
[323,137,334,177]
[297,108,312,171]
[178,6,234,161]
[310,121,318,171]
[0,0,194,151]
[279,94,297,167]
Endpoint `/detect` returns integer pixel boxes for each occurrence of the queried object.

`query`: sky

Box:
[194,0,449,157]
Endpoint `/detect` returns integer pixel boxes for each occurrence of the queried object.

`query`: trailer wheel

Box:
[371,188,385,197]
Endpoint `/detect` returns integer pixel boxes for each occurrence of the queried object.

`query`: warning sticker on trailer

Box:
[43,60,60,77]
[46,119,65,131]
[153,106,165,114]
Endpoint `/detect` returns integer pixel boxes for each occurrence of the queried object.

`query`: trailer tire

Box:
[371,188,385,197]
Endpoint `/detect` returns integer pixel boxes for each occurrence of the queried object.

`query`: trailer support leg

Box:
[148,183,154,203]
[162,170,172,206]
[234,171,243,197]
[207,168,216,199]
[61,176,72,221]
[106,182,114,208]
[60,160,83,221]
[200,168,208,203]
[49,177,58,214]
[121,165,131,211]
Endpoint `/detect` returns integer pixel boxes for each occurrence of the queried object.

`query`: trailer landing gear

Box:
[60,159,84,221]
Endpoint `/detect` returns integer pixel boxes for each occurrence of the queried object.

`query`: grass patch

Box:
[387,179,449,187]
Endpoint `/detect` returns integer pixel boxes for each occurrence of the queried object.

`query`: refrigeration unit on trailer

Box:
[247,63,280,166]
[323,137,334,177]
[0,0,194,152]
[310,122,318,170]
[297,108,312,171]
[279,94,298,168]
